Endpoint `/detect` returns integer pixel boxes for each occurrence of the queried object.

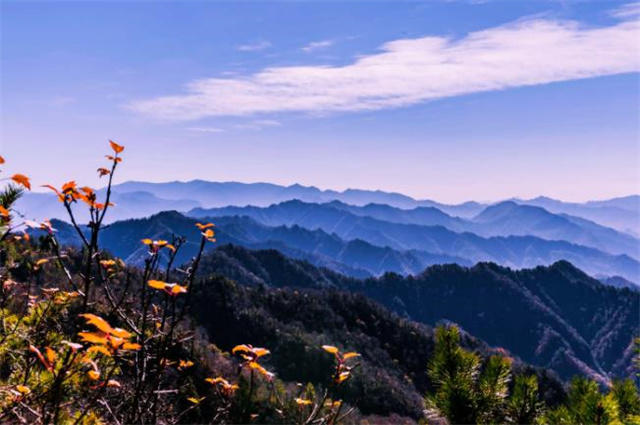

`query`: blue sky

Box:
[1,0,638,203]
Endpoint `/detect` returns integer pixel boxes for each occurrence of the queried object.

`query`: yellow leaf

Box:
[232,344,252,355]
[100,259,116,268]
[249,361,274,378]
[322,345,339,354]
[78,332,109,345]
[87,370,101,381]
[16,385,30,395]
[87,345,112,357]
[79,313,115,335]
[148,280,167,290]
[337,371,350,383]
[110,327,132,338]
[36,259,49,266]
[253,348,270,358]
[187,396,204,404]
[179,360,194,369]
[141,238,152,245]
[342,352,360,360]
[121,342,141,351]
[295,397,312,405]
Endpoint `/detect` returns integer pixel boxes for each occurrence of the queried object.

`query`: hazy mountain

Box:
[326,200,638,258]
[16,190,200,223]
[516,195,640,236]
[598,275,639,291]
[45,212,471,277]
[19,180,638,234]
[189,200,640,282]
[471,201,639,258]
[195,245,639,384]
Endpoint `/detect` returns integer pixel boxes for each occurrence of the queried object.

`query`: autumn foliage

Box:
[0,142,360,424]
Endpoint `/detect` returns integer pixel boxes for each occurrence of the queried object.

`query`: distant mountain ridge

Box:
[18,180,638,233]
[45,212,471,278]
[189,201,640,282]
[322,200,639,259]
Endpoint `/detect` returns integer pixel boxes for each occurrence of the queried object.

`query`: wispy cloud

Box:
[610,1,640,18]
[128,12,640,121]
[301,40,334,52]
[236,40,272,51]
[234,119,282,130]
[186,126,225,133]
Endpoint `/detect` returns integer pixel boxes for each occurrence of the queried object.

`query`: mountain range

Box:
[192,244,639,386]
[45,207,640,284]
[16,180,639,234]
[189,201,639,282]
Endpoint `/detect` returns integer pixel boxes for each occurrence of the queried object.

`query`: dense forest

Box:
[1,142,638,424]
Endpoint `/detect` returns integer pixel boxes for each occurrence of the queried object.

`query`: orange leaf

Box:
[11,174,31,190]
[148,280,167,290]
[342,352,360,360]
[109,140,124,153]
[0,155,4,164]
[179,360,194,369]
[87,345,112,357]
[45,346,57,364]
[97,167,110,177]
[79,313,114,334]
[78,332,109,345]
[248,361,274,379]
[87,370,101,381]
[253,348,270,358]
[62,181,77,193]
[110,327,132,338]
[232,344,252,355]
[0,206,9,218]
[121,342,141,351]
[195,222,215,230]
[169,284,187,295]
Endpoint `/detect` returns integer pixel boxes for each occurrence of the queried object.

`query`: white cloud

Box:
[610,1,640,18]
[234,119,282,130]
[301,40,334,52]
[186,127,224,133]
[237,41,272,51]
[128,13,640,121]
